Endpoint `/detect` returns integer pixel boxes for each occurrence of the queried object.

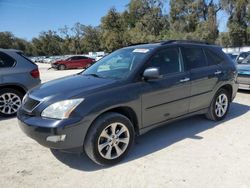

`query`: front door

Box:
[141,47,191,128]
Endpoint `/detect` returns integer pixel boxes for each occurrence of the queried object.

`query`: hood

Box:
[28,74,118,100]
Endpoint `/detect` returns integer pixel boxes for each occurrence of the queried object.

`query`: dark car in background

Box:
[0,49,41,117]
[18,40,238,166]
[51,56,95,70]
[237,55,250,90]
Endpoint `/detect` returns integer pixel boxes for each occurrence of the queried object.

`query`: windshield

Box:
[242,55,250,64]
[82,48,149,79]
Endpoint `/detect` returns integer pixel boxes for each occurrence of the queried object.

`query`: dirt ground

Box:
[0,63,250,188]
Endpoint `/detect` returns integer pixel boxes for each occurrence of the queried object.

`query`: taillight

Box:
[30,68,40,79]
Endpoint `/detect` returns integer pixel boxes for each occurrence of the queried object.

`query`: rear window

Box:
[204,49,225,65]
[0,52,16,68]
[181,47,207,70]
[17,52,36,65]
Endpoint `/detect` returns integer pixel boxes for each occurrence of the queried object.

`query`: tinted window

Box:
[204,49,224,65]
[0,52,15,68]
[70,56,80,60]
[239,52,250,59]
[17,52,36,65]
[149,48,182,75]
[79,56,88,59]
[182,47,207,70]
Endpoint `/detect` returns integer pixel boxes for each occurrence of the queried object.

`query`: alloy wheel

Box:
[0,93,22,115]
[97,122,130,160]
[215,93,228,117]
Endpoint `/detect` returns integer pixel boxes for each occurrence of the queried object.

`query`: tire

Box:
[84,112,135,166]
[206,88,230,121]
[0,88,24,117]
[58,64,66,70]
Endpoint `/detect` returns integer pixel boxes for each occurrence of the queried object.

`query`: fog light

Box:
[46,135,66,143]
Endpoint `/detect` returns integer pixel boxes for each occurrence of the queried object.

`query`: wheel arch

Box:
[86,106,140,137]
[0,84,26,95]
[219,84,233,102]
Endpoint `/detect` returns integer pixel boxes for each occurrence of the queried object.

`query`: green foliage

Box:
[101,8,127,52]
[221,0,249,46]
[0,0,249,56]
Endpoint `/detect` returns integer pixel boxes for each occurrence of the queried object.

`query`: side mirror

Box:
[143,67,160,80]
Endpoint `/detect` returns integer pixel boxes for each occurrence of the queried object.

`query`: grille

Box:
[22,96,40,112]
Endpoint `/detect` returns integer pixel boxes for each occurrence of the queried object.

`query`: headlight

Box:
[41,98,84,119]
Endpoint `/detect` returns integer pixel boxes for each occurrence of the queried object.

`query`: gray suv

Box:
[0,49,41,117]
[18,41,238,166]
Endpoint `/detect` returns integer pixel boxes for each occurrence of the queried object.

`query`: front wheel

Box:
[84,112,135,166]
[206,88,230,121]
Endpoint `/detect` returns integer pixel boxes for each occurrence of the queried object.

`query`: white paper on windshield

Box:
[133,49,150,53]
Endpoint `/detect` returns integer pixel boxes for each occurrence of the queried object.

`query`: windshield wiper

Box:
[84,73,101,78]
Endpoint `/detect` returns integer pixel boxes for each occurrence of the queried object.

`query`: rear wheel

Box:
[0,88,23,117]
[58,64,66,70]
[206,88,230,121]
[84,112,135,166]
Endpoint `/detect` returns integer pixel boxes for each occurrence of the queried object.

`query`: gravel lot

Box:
[0,63,250,188]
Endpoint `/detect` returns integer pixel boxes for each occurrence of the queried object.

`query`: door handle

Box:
[214,70,222,75]
[180,78,190,83]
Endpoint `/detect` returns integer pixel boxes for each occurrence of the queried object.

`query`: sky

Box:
[0,0,228,41]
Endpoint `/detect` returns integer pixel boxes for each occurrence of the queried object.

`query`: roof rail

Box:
[160,40,211,45]
[127,42,149,46]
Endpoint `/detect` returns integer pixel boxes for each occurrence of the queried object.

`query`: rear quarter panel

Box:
[0,51,40,91]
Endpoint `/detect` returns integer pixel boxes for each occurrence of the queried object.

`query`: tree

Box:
[170,0,199,33]
[220,0,249,46]
[31,30,63,56]
[169,0,221,42]
[71,22,85,54]
[0,32,15,49]
[101,8,126,52]
[81,26,102,52]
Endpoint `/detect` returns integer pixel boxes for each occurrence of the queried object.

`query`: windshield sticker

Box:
[133,49,150,53]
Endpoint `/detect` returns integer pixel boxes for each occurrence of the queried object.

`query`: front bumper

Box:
[237,75,250,90]
[238,83,250,90]
[17,113,89,152]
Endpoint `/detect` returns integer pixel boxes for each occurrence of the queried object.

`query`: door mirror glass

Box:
[143,67,160,80]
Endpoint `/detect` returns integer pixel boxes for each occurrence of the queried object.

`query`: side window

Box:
[149,48,182,75]
[204,49,224,65]
[239,53,248,59]
[71,56,79,60]
[0,52,15,68]
[79,56,87,59]
[181,47,207,70]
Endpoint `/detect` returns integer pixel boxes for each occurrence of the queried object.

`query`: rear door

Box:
[181,45,223,112]
[141,47,191,127]
[68,56,81,68]
[78,56,91,68]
